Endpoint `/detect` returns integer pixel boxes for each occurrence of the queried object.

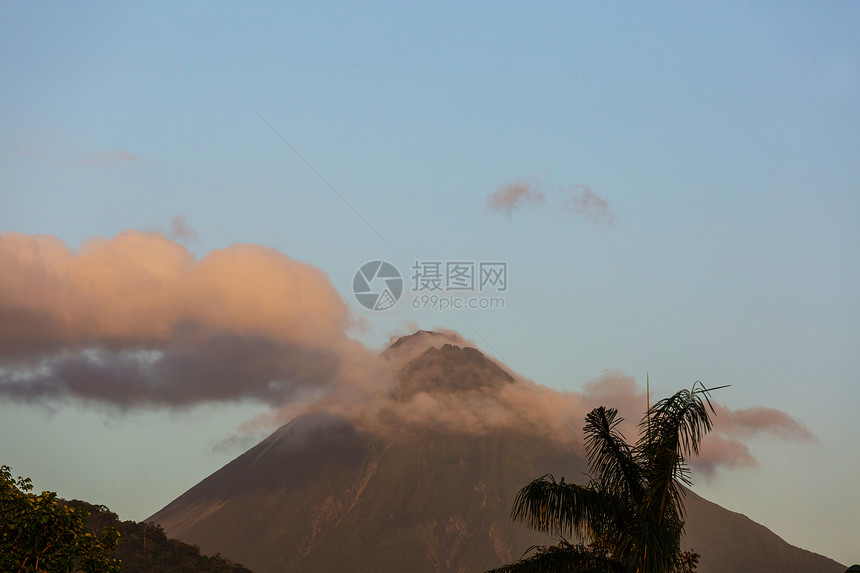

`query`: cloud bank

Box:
[0,230,372,408]
[0,230,812,477]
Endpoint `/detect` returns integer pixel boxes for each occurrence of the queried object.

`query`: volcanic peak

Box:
[394,342,514,400]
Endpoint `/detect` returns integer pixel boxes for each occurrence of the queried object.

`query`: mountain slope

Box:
[684,493,842,573]
[150,332,843,573]
[152,416,586,572]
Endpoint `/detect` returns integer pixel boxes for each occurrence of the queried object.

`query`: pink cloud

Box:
[79,150,138,167]
[693,434,759,479]
[562,184,615,226]
[485,182,545,216]
[713,405,817,442]
[0,231,365,408]
[486,181,615,226]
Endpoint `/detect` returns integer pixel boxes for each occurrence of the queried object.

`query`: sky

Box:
[1,1,858,565]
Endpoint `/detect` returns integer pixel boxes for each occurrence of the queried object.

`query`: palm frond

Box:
[583,407,644,504]
[642,385,714,460]
[637,383,717,527]
[510,475,621,540]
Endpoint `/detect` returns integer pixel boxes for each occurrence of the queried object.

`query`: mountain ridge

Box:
[150,332,845,573]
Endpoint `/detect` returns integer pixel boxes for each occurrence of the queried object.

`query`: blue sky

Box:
[2,1,858,565]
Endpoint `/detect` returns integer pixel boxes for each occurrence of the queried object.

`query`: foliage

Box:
[489,382,722,573]
[63,500,254,573]
[1,467,252,573]
[0,465,121,573]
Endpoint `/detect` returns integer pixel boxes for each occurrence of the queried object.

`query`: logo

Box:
[353,261,403,311]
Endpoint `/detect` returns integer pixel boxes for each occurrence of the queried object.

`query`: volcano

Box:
[149,331,843,573]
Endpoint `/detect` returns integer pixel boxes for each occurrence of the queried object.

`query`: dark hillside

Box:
[63,499,253,573]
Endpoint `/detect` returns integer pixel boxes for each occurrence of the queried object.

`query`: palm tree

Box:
[488,382,724,573]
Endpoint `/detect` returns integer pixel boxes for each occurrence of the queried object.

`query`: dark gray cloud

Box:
[0,336,343,409]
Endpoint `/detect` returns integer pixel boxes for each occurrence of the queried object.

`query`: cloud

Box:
[692,435,758,479]
[570,374,813,475]
[13,143,43,158]
[485,181,614,226]
[0,231,813,477]
[561,184,615,226]
[168,215,198,243]
[79,150,138,167]
[713,405,817,442]
[0,230,369,408]
[341,346,816,477]
[485,182,544,217]
[298,336,813,480]
[565,375,814,477]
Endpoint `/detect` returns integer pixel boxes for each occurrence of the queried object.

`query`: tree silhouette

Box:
[489,382,723,573]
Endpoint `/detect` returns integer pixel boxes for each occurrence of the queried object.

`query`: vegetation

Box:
[1,465,252,573]
[62,500,254,573]
[1,465,121,573]
[489,382,723,573]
